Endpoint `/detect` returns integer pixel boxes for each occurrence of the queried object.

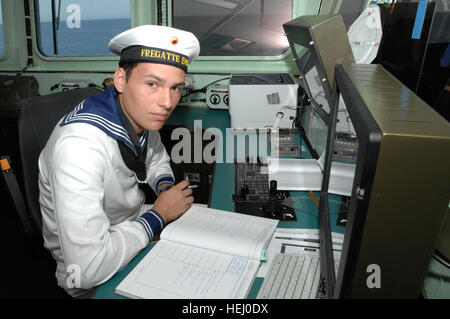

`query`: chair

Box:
[1,87,101,238]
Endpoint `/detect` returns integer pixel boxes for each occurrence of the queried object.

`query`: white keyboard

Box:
[256,253,321,299]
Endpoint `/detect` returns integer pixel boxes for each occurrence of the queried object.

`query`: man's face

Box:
[114,62,186,133]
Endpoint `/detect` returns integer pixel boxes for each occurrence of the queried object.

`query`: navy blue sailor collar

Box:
[60,86,148,154]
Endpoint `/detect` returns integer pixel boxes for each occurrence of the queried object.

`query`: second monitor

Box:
[283,14,356,160]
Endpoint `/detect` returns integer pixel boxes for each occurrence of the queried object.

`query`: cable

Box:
[184,76,231,96]
[282,196,349,217]
[309,190,319,207]
[272,105,301,129]
[433,250,450,269]
[181,76,231,100]
[272,106,286,129]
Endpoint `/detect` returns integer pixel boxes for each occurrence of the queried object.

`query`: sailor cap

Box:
[108,25,200,72]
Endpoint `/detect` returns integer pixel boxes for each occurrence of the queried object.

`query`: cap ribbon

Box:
[120,45,189,72]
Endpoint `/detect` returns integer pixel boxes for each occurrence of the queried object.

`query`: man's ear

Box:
[114,67,126,93]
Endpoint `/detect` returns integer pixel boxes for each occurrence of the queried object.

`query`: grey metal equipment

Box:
[331,64,450,298]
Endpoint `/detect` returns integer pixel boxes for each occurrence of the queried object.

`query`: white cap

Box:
[108,25,200,72]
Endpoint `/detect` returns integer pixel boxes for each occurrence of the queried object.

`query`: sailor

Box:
[38,25,200,298]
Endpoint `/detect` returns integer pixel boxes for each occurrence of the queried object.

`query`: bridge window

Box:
[0,1,3,56]
[172,0,292,56]
[35,0,131,56]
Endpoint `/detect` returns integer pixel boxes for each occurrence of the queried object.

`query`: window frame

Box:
[0,1,30,71]
[167,0,298,61]
[0,0,4,58]
[166,0,321,73]
[29,0,144,71]
[27,0,321,73]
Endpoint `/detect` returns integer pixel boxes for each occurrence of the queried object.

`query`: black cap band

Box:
[120,45,189,72]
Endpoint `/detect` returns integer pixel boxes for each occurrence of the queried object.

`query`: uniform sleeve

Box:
[145,131,175,195]
[50,133,152,290]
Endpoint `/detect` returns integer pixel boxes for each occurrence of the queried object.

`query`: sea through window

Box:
[36,0,131,56]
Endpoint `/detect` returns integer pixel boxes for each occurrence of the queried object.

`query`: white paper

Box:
[267,157,355,196]
[161,206,278,260]
[267,158,322,191]
[115,206,278,299]
[116,240,260,299]
[257,228,343,277]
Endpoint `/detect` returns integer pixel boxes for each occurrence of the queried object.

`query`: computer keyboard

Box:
[256,253,320,299]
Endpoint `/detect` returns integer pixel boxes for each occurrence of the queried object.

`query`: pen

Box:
[183,177,198,189]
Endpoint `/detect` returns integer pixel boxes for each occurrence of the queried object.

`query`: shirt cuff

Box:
[137,209,165,241]
[154,174,175,195]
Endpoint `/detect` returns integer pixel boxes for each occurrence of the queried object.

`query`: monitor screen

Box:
[283,14,356,159]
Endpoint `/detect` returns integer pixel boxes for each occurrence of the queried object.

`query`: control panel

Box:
[333,132,358,163]
[269,130,301,157]
[206,84,229,109]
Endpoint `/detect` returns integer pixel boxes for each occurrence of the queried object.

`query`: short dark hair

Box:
[119,62,138,81]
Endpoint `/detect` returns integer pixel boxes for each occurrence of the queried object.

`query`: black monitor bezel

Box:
[283,16,340,161]
[321,64,383,298]
[294,49,331,125]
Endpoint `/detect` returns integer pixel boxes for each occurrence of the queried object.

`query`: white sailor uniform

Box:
[38,86,174,297]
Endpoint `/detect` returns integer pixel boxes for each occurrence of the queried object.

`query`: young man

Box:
[38,25,200,298]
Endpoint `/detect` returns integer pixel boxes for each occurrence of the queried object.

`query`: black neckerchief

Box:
[115,96,147,183]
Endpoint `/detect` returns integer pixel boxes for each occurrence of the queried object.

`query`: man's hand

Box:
[152,180,193,224]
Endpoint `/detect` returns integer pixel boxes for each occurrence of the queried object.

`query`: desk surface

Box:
[94,159,345,299]
[93,106,449,299]
[94,106,346,299]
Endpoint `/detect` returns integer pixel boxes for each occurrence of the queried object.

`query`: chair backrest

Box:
[17,87,102,234]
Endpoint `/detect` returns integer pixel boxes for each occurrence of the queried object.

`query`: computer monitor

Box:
[319,0,368,30]
[283,14,355,159]
[321,63,450,298]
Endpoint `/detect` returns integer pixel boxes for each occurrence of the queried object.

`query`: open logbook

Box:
[115,205,279,299]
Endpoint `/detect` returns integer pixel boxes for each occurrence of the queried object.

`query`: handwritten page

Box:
[161,206,279,260]
[115,206,278,299]
[115,240,260,299]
